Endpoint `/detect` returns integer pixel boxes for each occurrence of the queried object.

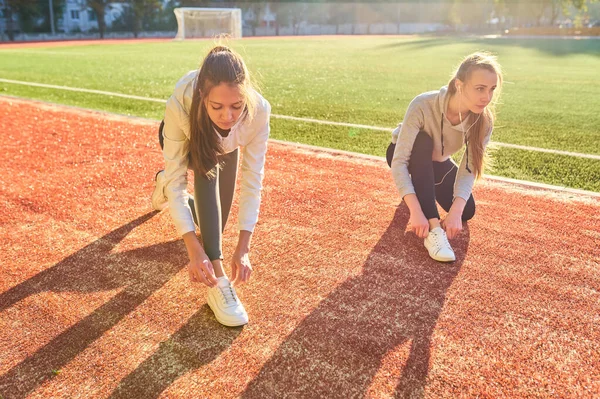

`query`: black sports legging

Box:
[159,121,238,261]
[387,131,476,221]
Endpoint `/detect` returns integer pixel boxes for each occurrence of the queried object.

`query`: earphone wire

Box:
[458,88,481,139]
[458,87,479,173]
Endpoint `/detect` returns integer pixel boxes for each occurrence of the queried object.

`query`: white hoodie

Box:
[161,70,271,236]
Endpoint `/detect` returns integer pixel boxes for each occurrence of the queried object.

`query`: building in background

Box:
[60,0,126,33]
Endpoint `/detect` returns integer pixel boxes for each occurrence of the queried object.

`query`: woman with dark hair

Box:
[388,52,503,262]
[152,45,270,326]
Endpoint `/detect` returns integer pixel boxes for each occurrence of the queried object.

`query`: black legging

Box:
[159,121,238,261]
[387,131,476,221]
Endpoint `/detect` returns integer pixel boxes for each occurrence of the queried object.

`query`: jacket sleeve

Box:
[390,97,425,199]
[238,100,271,232]
[162,94,196,236]
[453,124,493,201]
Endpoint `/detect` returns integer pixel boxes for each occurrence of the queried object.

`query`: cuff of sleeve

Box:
[176,221,196,237]
[399,187,416,200]
[453,191,471,202]
[238,223,255,233]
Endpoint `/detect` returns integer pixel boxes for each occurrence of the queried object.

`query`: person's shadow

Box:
[0,212,240,399]
[242,204,470,398]
[109,304,241,399]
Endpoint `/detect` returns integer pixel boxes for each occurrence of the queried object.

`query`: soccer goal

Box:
[174,8,243,40]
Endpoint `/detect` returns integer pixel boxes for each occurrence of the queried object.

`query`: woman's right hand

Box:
[187,250,217,287]
[409,210,430,238]
[182,231,217,287]
[404,194,430,239]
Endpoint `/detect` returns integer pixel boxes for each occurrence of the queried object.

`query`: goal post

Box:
[174,8,243,40]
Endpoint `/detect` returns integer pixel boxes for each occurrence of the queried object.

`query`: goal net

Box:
[174,8,242,40]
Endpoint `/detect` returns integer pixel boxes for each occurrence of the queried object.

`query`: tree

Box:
[270,1,285,36]
[289,3,304,35]
[127,0,161,37]
[247,2,262,36]
[493,0,599,27]
[359,2,387,34]
[450,0,495,31]
[328,3,354,34]
[19,0,64,34]
[179,0,210,7]
[42,0,64,34]
[2,0,38,40]
[286,2,327,35]
[557,0,599,24]
[535,0,562,26]
[87,0,110,38]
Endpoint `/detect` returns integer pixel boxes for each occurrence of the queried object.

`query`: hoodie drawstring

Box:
[464,138,472,174]
[440,114,445,156]
[440,113,471,174]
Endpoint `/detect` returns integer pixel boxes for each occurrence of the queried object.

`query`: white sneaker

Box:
[151,170,168,211]
[207,277,248,327]
[424,227,456,262]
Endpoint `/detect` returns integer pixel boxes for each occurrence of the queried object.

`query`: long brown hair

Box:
[447,51,503,179]
[189,45,257,177]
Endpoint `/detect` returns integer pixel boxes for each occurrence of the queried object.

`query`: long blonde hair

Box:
[189,45,257,178]
[447,51,503,179]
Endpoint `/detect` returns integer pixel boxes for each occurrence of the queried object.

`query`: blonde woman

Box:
[388,52,502,262]
[152,45,270,326]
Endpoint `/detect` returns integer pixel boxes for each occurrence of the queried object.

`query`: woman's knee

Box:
[408,131,434,172]
[413,131,433,154]
[461,200,476,221]
[388,131,432,168]
[158,120,165,150]
[386,142,395,167]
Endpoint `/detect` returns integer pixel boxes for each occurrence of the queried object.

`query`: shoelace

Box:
[218,284,239,307]
[431,230,451,252]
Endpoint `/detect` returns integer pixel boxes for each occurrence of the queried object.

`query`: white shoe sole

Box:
[207,293,248,327]
[428,252,456,263]
[151,172,168,211]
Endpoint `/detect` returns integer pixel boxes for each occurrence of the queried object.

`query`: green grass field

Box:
[1,36,599,191]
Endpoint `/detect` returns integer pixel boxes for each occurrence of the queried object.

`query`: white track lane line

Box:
[2,93,598,198]
[1,78,599,161]
[269,139,600,198]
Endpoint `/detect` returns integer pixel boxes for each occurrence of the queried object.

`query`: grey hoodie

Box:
[390,86,493,202]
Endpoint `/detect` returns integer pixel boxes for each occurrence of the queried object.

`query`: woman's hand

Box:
[409,210,430,238]
[182,231,217,287]
[404,194,430,238]
[442,198,467,239]
[441,210,463,239]
[232,230,253,285]
[187,250,217,287]
[231,250,253,285]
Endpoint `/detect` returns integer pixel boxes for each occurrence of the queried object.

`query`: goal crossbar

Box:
[174,7,242,40]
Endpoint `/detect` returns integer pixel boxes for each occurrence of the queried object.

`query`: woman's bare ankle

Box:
[428,218,441,231]
[211,259,226,278]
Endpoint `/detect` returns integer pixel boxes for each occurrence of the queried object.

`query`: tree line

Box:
[2,0,598,40]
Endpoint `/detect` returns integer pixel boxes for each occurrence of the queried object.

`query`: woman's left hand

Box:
[231,250,253,285]
[441,210,463,239]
